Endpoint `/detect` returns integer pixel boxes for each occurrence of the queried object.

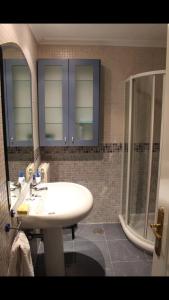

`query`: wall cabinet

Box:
[38,59,100,146]
[3,59,33,147]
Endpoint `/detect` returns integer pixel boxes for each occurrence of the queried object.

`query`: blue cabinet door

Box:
[38,59,69,146]
[3,59,33,147]
[69,59,100,146]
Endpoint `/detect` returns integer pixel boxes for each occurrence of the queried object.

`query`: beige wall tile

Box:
[38,45,166,143]
[39,45,166,223]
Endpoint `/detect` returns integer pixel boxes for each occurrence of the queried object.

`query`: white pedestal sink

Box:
[17,182,93,276]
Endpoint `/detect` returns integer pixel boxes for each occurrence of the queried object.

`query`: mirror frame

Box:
[0,43,34,211]
[0,46,10,210]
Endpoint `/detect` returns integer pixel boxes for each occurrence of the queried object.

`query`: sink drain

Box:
[93,228,104,234]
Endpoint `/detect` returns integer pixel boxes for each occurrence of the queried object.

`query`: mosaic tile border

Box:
[40,143,122,154]
[34,147,41,162]
[40,143,160,155]
[7,146,41,162]
[7,147,34,161]
[124,143,160,152]
[7,147,34,154]
[5,143,160,160]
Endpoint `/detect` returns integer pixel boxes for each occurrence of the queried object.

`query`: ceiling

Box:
[29,24,167,47]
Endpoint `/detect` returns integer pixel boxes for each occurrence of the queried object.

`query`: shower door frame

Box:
[121,70,166,250]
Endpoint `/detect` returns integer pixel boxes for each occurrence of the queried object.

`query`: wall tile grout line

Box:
[109,259,152,263]
[102,224,115,275]
[35,223,152,276]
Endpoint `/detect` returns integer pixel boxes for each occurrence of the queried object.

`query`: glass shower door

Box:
[128,75,154,238]
[122,80,130,218]
[147,74,164,241]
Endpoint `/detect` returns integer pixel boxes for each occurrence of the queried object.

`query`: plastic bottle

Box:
[35,170,41,184]
[32,174,36,186]
[18,170,25,185]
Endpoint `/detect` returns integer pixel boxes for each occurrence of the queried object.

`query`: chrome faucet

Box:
[30,182,37,196]
[30,182,48,196]
[10,182,21,191]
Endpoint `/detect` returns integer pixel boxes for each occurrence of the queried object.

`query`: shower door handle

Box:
[150,207,164,256]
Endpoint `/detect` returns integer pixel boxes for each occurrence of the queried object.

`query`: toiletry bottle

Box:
[35,170,41,184]
[18,170,25,186]
[32,174,36,186]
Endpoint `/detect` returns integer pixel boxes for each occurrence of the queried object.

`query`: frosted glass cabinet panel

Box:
[75,66,94,141]
[45,81,62,107]
[38,59,100,146]
[44,66,63,140]
[3,60,33,146]
[13,81,31,107]
[76,81,93,107]
[38,60,68,146]
[69,59,100,146]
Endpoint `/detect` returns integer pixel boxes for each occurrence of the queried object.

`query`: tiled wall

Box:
[38,45,166,143]
[0,181,16,276]
[41,144,122,223]
[0,24,38,276]
[7,147,34,182]
[39,45,166,223]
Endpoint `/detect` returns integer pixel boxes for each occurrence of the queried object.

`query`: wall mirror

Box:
[0,43,34,209]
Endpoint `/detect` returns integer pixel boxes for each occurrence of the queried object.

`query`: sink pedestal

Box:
[43,228,65,276]
[19,182,93,276]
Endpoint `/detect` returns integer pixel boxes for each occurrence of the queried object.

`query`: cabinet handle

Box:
[72,136,74,144]
[64,137,67,144]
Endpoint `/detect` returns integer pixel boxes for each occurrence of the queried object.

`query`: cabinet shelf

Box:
[14,122,32,124]
[13,79,30,82]
[14,106,31,108]
[45,122,63,125]
[76,106,93,108]
[44,79,62,82]
[45,106,63,108]
[76,122,93,124]
[76,79,93,81]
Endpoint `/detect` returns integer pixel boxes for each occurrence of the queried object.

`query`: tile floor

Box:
[34,223,152,276]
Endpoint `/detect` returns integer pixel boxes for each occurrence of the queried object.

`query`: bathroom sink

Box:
[17,182,93,276]
[18,182,93,229]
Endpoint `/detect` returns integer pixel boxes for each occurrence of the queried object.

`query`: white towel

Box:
[7,231,34,276]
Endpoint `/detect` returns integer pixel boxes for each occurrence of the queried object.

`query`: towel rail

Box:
[4,221,21,232]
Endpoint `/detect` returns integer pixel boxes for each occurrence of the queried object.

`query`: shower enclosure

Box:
[119,70,165,252]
